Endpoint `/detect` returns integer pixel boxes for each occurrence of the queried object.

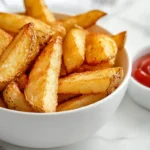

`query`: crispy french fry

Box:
[59,67,123,94]
[0,28,13,56]
[3,82,34,112]
[17,12,26,15]
[61,10,106,32]
[57,93,107,111]
[0,12,52,37]
[75,62,112,73]
[85,33,118,65]
[24,0,55,23]
[15,74,28,91]
[0,23,36,91]
[25,34,51,73]
[25,36,63,112]
[63,28,86,73]
[0,96,6,108]
[50,21,66,38]
[60,60,67,77]
[112,31,127,51]
[58,94,79,103]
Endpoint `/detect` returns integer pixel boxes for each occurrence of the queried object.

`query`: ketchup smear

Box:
[132,54,150,88]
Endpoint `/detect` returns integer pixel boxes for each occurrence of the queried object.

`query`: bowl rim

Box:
[0,13,132,116]
[130,46,150,91]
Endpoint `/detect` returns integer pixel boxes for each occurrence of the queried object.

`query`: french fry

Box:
[50,21,66,38]
[0,96,6,108]
[60,60,67,77]
[61,10,106,32]
[75,62,112,73]
[85,33,118,65]
[3,82,34,112]
[112,31,127,51]
[63,28,86,73]
[58,67,123,94]
[15,74,28,91]
[25,36,63,112]
[58,94,79,103]
[0,12,52,37]
[57,93,107,112]
[25,34,51,73]
[17,12,26,15]
[0,28,13,56]
[24,0,55,23]
[0,23,36,91]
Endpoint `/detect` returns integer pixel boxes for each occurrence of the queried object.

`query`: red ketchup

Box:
[132,54,150,87]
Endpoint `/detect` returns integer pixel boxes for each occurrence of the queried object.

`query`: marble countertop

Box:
[1,0,150,149]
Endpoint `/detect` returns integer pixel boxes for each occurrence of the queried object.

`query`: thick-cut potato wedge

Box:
[0,96,6,108]
[0,23,36,91]
[58,94,79,103]
[3,82,34,112]
[61,10,106,32]
[0,28,13,56]
[25,34,51,73]
[17,12,26,15]
[60,60,67,77]
[59,67,123,94]
[0,12,52,36]
[85,33,118,65]
[15,74,28,91]
[50,21,66,38]
[24,0,55,23]
[112,31,127,51]
[25,36,63,112]
[57,93,107,111]
[63,28,86,73]
[75,62,112,73]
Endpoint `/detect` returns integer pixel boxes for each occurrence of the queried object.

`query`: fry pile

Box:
[0,0,126,112]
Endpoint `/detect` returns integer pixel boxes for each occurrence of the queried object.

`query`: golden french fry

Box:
[0,23,36,91]
[15,74,28,91]
[63,28,86,73]
[50,21,66,38]
[112,31,127,51]
[25,34,52,73]
[57,93,107,111]
[58,94,79,103]
[58,67,123,94]
[0,28,13,56]
[25,36,63,112]
[24,0,55,23]
[17,12,26,15]
[61,10,106,32]
[0,96,6,108]
[60,60,67,77]
[3,82,34,112]
[0,12,52,36]
[75,62,112,73]
[85,33,118,65]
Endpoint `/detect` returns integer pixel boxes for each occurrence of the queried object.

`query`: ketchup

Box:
[132,54,150,87]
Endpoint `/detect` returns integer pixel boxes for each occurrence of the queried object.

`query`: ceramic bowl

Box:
[128,46,150,110]
[0,13,132,148]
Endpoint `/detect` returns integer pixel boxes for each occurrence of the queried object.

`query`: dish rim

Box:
[130,46,150,91]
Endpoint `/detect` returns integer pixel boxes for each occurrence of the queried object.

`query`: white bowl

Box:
[128,47,150,110]
[0,13,132,148]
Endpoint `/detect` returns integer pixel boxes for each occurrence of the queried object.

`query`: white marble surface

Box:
[1,0,150,149]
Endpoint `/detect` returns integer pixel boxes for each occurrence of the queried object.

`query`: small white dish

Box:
[128,47,150,110]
